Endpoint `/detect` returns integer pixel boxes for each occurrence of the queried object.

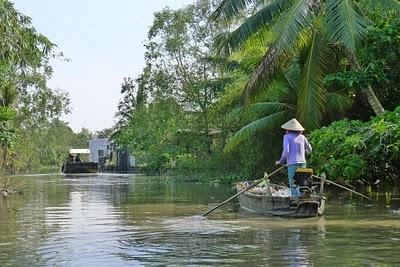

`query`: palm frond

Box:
[358,0,400,15]
[249,101,295,114]
[326,92,352,114]
[200,54,262,73]
[244,0,322,101]
[217,0,289,55]
[211,0,265,20]
[296,29,331,130]
[224,111,287,152]
[325,0,368,52]
[284,60,301,89]
[243,45,281,101]
[226,102,295,124]
[273,0,322,51]
[193,77,235,94]
[229,101,292,119]
[236,47,269,72]
[200,56,243,71]
[255,78,292,102]
[228,106,245,119]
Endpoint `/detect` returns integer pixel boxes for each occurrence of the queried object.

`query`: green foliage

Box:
[6,86,73,173]
[325,61,387,91]
[113,0,240,179]
[16,87,71,128]
[0,82,18,107]
[0,107,16,121]
[0,0,78,174]
[115,77,145,128]
[0,0,56,87]
[11,121,93,173]
[95,128,114,139]
[0,122,16,149]
[172,151,249,184]
[326,14,400,112]
[309,107,400,182]
[213,0,396,116]
[359,15,400,111]
[110,0,400,185]
[115,98,189,175]
[224,55,352,152]
[116,99,184,153]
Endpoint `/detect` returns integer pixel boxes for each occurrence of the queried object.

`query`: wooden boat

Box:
[61,149,99,174]
[237,168,326,218]
[61,161,99,174]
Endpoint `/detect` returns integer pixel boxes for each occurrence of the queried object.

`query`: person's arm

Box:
[304,136,312,154]
[278,135,289,164]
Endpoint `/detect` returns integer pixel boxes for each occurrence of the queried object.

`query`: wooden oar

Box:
[202,165,285,217]
[313,174,397,211]
[312,174,372,201]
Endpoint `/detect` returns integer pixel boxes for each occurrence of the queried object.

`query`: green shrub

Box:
[0,107,16,121]
[309,107,400,183]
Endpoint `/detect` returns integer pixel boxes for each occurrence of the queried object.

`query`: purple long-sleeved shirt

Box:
[278,133,312,165]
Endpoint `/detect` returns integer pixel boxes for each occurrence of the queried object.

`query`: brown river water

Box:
[0,174,399,266]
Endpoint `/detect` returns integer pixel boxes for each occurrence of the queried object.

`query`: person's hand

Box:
[275,161,281,166]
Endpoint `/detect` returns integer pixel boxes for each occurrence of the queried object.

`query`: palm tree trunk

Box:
[346,50,385,115]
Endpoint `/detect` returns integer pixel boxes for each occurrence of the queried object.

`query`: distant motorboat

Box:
[61,161,99,174]
[61,149,99,174]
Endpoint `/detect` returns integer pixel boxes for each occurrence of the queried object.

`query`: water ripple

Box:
[1,174,400,266]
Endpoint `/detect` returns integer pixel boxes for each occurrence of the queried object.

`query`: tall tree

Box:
[115,77,146,128]
[0,0,74,173]
[116,0,230,155]
[212,0,400,119]
[0,0,56,89]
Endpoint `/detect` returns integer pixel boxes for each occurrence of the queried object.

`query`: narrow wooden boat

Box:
[237,168,326,218]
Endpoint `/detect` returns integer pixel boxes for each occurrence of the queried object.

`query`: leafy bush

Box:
[325,15,400,113]
[0,107,16,121]
[309,107,400,183]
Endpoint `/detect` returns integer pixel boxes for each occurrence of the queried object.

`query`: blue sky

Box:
[12,0,194,132]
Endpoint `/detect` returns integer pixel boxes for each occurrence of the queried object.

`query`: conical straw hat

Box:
[281,118,305,131]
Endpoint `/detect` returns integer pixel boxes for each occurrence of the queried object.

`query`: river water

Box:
[0,174,399,266]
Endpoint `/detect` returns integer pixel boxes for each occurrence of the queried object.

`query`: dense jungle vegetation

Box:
[1,0,400,185]
[113,0,400,184]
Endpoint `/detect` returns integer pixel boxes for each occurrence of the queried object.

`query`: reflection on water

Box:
[0,174,399,266]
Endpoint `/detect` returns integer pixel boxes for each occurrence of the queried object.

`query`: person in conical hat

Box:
[281,118,305,132]
[276,118,312,196]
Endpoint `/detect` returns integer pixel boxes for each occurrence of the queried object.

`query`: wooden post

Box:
[319,173,325,196]
[264,172,269,184]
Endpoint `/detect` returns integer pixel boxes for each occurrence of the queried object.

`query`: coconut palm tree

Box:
[212,0,400,116]
[225,55,352,151]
